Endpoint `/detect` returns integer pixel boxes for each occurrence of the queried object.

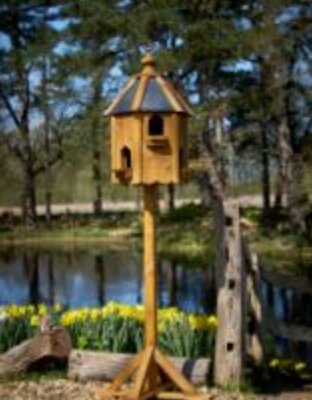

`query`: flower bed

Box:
[0,303,217,358]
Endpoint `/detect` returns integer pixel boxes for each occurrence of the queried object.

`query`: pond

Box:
[1,242,312,366]
[0,242,213,313]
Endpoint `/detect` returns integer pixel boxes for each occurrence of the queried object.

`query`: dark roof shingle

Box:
[105,54,193,116]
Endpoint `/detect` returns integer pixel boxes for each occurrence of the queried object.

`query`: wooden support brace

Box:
[154,349,197,395]
[102,352,142,395]
[132,346,154,397]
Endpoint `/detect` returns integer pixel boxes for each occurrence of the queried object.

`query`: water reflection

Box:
[0,246,212,313]
[1,244,312,366]
[262,279,312,327]
[1,246,311,321]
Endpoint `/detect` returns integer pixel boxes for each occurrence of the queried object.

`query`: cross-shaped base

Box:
[99,346,211,400]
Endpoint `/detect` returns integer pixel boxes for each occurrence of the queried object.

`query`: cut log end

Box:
[0,327,71,378]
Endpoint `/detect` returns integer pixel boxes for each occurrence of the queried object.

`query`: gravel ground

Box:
[0,379,311,400]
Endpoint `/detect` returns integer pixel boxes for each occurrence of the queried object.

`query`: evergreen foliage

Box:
[0,0,311,232]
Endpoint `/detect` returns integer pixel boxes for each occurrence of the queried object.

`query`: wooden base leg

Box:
[100,352,142,397]
[154,349,196,394]
[99,347,212,400]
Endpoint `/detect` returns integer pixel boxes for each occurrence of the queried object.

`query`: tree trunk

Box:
[202,266,216,314]
[166,184,175,211]
[275,116,293,209]
[43,57,52,223]
[23,253,40,306]
[47,254,55,306]
[275,87,306,229]
[91,71,104,215]
[260,123,271,222]
[92,146,103,214]
[95,254,105,306]
[22,165,37,227]
[196,172,211,207]
[287,155,307,232]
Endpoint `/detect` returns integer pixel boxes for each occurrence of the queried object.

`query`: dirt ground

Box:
[0,195,267,216]
[0,379,312,400]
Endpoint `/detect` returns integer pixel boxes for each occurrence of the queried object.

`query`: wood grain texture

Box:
[154,349,197,394]
[68,350,211,385]
[143,186,157,348]
[0,327,71,378]
[245,247,264,364]
[214,202,246,386]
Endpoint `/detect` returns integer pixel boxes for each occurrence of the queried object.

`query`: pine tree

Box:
[0,2,64,226]
[58,0,126,214]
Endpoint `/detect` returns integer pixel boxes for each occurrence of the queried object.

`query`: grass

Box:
[0,203,215,267]
[249,233,312,279]
[0,211,140,243]
[242,208,312,278]
[158,204,215,267]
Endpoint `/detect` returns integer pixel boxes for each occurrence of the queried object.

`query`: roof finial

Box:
[141,53,156,75]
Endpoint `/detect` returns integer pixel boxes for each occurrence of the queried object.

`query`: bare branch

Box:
[0,83,21,129]
[20,68,32,127]
[2,133,26,163]
[34,149,63,176]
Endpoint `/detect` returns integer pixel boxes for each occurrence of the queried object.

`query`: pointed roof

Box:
[104,54,193,116]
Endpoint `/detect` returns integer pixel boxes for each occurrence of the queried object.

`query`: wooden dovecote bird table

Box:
[100,54,211,400]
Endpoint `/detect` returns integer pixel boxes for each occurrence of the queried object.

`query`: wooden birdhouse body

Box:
[105,54,192,185]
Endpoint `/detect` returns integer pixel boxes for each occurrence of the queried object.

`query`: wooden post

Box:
[143,185,157,348]
[100,185,211,399]
[214,201,246,387]
[142,185,158,391]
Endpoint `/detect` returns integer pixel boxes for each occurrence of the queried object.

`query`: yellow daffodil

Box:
[294,362,306,372]
[158,307,181,322]
[6,304,20,318]
[188,314,207,330]
[269,358,280,368]
[27,305,35,314]
[53,303,63,313]
[30,315,39,327]
[60,311,76,326]
[206,315,218,328]
[90,308,101,321]
[38,304,48,316]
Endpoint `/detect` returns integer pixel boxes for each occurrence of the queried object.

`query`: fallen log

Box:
[0,327,71,378]
[68,350,211,385]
